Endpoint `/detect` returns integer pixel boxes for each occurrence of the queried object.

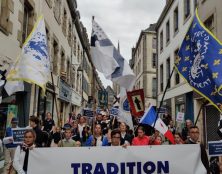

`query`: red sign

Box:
[127,89,145,117]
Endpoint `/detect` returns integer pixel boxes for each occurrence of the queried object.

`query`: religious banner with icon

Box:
[127,89,144,117]
[98,90,108,107]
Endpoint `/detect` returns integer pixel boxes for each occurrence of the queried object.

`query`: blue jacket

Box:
[85,135,109,146]
[4,127,18,148]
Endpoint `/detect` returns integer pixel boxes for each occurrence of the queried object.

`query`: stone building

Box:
[0,0,101,136]
[156,0,222,145]
[130,24,157,109]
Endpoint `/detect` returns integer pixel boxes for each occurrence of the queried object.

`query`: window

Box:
[77,44,80,62]
[166,58,171,88]
[62,8,67,36]
[68,21,72,45]
[83,77,88,94]
[174,49,180,85]
[160,64,163,92]
[204,14,215,34]
[45,27,50,50]
[22,1,33,43]
[67,60,70,83]
[54,0,61,23]
[184,0,190,20]
[174,7,179,33]
[166,20,170,43]
[53,40,59,74]
[152,37,156,49]
[152,78,157,98]
[152,53,156,68]
[74,36,77,56]
[194,0,198,9]
[160,31,163,51]
[60,51,66,80]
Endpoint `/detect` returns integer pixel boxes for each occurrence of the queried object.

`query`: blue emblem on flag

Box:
[123,98,130,112]
[176,10,222,111]
[24,32,49,61]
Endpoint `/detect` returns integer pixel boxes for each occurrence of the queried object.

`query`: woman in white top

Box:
[13,129,36,174]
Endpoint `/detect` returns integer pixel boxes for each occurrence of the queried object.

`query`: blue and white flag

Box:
[6,15,50,94]
[91,20,136,91]
[176,9,222,112]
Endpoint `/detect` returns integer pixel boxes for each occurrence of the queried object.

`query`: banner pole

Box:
[154,66,175,127]
[51,72,60,127]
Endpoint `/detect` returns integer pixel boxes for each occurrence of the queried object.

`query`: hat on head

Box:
[11,117,18,123]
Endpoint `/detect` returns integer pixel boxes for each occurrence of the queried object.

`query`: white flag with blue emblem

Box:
[6,15,50,94]
[91,20,136,91]
[118,87,134,130]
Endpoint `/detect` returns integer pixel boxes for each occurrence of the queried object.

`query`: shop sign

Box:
[175,95,185,104]
[208,141,222,156]
[71,90,81,106]
[59,79,71,102]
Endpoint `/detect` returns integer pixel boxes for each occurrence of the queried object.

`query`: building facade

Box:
[130,24,157,109]
[0,0,101,137]
[156,0,222,144]
[156,0,197,123]
[197,0,222,144]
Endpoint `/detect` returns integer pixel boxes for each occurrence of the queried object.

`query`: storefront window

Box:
[46,92,53,114]
[38,90,54,121]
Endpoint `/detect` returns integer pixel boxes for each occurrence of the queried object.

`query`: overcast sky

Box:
[77,0,165,88]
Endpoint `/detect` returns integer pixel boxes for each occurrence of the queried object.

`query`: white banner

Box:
[28,145,206,174]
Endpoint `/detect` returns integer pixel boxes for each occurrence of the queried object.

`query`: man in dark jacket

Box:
[185,126,210,174]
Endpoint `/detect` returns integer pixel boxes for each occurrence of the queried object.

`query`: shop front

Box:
[0,83,31,139]
[37,82,55,121]
[59,79,71,125]
[71,89,81,114]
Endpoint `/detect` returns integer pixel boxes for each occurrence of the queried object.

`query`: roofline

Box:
[155,0,174,31]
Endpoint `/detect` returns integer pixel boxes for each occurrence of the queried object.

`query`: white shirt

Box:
[78,124,85,138]
[13,145,35,174]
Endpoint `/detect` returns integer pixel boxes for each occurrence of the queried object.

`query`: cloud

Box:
[77,0,165,87]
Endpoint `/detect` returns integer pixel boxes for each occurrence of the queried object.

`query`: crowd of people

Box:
[1,111,219,174]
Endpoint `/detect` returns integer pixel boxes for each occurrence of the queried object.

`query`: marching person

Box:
[13,129,36,174]
[185,126,210,173]
[41,112,55,133]
[107,129,128,148]
[174,132,184,144]
[132,126,150,146]
[85,124,108,146]
[182,119,193,141]
[29,116,46,147]
[58,128,78,147]
[119,122,133,145]
[2,117,19,174]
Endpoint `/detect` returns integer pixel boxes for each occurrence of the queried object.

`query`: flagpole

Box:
[154,66,175,127]
[51,72,61,127]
